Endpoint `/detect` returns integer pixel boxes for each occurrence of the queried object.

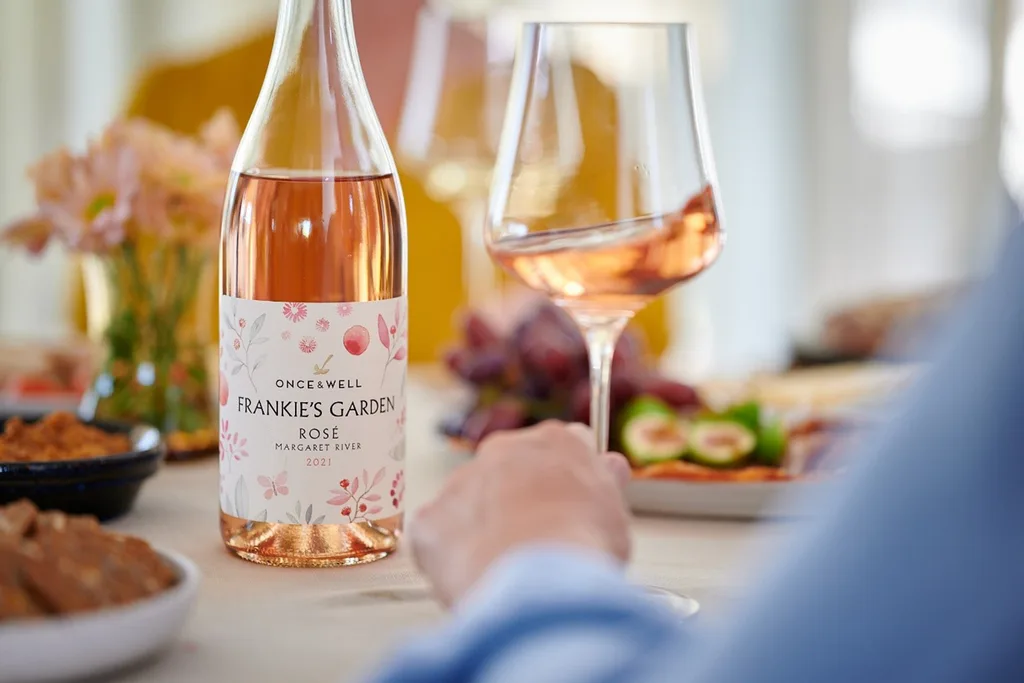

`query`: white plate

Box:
[0,549,200,683]
[627,478,817,519]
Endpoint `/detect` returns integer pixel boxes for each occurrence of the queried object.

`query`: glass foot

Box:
[644,586,700,618]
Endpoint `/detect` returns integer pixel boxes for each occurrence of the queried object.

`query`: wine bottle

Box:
[219,0,407,567]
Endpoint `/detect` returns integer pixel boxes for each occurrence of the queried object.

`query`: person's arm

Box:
[371,223,1024,683]
[370,546,688,683]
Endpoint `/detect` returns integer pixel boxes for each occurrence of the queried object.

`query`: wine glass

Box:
[487,22,724,453]
[396,6,516,307]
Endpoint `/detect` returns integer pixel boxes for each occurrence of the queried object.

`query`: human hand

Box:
[409,421,632,607]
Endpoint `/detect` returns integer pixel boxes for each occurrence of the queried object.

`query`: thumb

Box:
[602,452,632,489]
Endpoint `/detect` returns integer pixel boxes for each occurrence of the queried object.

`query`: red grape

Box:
[465,351,508,384]
[610,372,642,410]
[638,375,702,408]
[445,348,508,386]
[443,348,467,374]
[463,398,527,444]
[535,303,582,341]
[612,331,645,373]
[571,381,591,423]
[463,311,500,349]
[514,320,585,388]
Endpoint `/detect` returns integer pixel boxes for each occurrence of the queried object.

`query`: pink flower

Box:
[29,148,77,203]
[316,317,330,332]
[198,108,241,167]
[37,141,140,253]
[105,118,228,245]
[107,119,223,192]
[282,302,307,323]
[281,330,292,340]
[233,338,241,350]
[299,337,317,354]
[238,318,247,329]
[337,303,353,317]
[1,215,54,255]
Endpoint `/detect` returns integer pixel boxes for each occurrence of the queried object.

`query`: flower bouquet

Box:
[2,110,240,457]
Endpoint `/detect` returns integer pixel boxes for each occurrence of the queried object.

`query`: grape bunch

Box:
[441,302,702,448]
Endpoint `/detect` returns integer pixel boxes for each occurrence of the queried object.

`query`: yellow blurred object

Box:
[67,30,668,362]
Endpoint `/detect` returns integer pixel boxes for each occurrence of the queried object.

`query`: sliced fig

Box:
[620,397,688,466]
[687,421,756,468]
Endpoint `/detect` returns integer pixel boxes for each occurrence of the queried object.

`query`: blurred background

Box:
[0,0,1021,381]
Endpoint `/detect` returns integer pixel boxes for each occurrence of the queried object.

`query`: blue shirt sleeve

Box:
[368,223,1024,683]
[367,546,691,683]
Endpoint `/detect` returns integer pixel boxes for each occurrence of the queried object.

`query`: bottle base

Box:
[220,512,401,568]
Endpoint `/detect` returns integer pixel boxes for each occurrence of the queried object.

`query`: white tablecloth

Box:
[105,370,792,682]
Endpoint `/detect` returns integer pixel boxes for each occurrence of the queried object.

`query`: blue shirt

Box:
[369,222,1024,683]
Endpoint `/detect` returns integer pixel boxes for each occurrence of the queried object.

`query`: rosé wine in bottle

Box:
[218,0,407,567]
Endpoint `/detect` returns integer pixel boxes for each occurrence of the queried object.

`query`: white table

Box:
[106,370,794,682]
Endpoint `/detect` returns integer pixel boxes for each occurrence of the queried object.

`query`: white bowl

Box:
[0,548,200,683]
[627,479,817,519]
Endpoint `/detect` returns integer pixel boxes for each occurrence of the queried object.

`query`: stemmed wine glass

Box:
[396,5,516,307]
[486,22,724,454]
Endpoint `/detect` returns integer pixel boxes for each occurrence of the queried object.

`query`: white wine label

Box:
[218,295,407,525]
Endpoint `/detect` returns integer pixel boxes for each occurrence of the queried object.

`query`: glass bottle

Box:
[218,0,407,567]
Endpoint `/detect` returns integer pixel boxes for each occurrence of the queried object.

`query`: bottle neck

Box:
[271,0,359,82]
[234,0,394,177]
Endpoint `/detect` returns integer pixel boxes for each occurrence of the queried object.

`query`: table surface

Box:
[105,369,795,683]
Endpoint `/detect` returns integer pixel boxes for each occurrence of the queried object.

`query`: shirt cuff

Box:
[453,543,650,622]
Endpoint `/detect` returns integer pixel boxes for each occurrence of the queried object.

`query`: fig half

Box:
[688,421,757,468]
[620,397,689,466]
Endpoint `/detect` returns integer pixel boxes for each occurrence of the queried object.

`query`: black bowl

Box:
[0,414,164,521]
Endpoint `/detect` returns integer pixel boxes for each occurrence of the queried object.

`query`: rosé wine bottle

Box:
[218,0,407,567]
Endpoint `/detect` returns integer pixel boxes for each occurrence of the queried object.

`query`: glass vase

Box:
[79,239,218,459]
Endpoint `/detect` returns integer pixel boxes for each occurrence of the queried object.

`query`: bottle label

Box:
[218,295,407,525]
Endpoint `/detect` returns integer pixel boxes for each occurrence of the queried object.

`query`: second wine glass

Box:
[486,22,724,453]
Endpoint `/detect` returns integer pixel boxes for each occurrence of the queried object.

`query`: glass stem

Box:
[456,198,494,309]
[578,315,629,453]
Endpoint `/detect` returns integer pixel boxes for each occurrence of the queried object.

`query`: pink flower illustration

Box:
[327,468,387,522]
[281,330,291,341]
[316,317,330,332]
[391,470,405,509]
[238,318,247,329]
[282,302,307,323]
[219,420,249,461]
[232,338,241,350]
[337,303,353,317]
[378,300,408,386]
[298,336,317,354]
[343,325,370,356]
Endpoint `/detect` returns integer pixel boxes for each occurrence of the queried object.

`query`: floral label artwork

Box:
[219,295,407,524]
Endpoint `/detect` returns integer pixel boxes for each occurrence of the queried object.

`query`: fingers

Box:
[602,452,632,488]
[565,422,595,449]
